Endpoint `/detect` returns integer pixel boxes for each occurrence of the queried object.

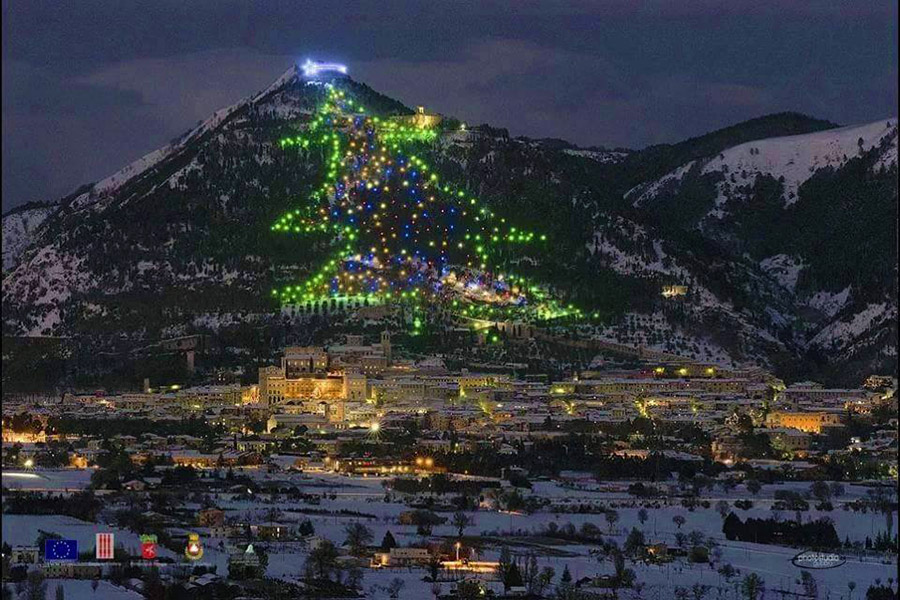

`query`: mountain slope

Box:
[2,201,59,271]
[2,65,896,387]
[625,118,898,382]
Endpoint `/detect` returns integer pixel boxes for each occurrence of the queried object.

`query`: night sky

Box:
[2,0,897,211]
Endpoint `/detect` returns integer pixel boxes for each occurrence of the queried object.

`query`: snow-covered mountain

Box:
[2,65,896,386]
[622,116,898,380]
[2,65,408,341]
[630,118,897,214]
[2,202,58,271]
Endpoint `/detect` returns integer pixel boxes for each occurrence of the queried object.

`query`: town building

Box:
[372,547,432,567]
[765,411,843,434]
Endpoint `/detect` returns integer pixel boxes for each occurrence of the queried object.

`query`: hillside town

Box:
[2,4,899,598]
[3,331,897,599]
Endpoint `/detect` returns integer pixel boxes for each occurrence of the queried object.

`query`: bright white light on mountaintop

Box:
[301,59,348,77]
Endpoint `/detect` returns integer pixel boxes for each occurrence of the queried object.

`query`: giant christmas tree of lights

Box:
[272,83,581,324]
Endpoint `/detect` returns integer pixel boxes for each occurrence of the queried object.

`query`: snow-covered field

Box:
[2,469,95,492]
[207,471,898,596]
[1,515,176,560]
[7,580,143,600]
[3,470,896,597]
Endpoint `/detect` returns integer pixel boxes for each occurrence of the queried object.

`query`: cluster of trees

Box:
[4,491,101,521]
[343,522,373,556]
[496,547,557,595]
[538,521,605,544]
[809,480,845,508]
[3,441,72,468]
[397,509,447,536]
[855,532,900,553]
[672,583,713,600]
[1,571,55,600]
[433,435,726,480]
[865,580,899,600]
[387,474,496,496]
[160,465,198,486]
[46,416,221,439]
[89,442,139,490]
[497,488,546,514]
[301,538,365,595]
[2,413,44,435]
[773,490,810,513]
[723,513,840,548]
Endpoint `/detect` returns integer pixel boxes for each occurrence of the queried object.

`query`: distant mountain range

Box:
[3,64,896,386]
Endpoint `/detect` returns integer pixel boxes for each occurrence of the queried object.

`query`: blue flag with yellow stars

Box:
[44,539,78,561]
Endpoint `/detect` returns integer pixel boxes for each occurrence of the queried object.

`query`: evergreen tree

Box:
[624,527,646,557]
[380,530,398,550]
[556,564,574,600]
[498,546,513,590]
[741,573,765,600]
[506,562,524,589]
[723,512,743,540]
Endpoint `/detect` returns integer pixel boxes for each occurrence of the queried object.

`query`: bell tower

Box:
[381,330,392,365]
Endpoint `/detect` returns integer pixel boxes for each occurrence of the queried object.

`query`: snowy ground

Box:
[208,470,898,596]
[3,470,896,597]
[2,469,94,492]
[1,515,177,560]
[6,580,143,600]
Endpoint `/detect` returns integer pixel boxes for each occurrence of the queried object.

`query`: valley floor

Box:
[3,468,897,599]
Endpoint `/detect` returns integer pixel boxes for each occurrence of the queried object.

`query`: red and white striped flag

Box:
[96,532,114,560]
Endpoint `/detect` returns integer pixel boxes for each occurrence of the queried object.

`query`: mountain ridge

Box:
[2,66,896,387]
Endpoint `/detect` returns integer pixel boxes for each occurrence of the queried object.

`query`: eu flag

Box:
[45,539,78,561]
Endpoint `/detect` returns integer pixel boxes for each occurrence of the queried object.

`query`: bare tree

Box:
[800,571,818,599]
[691,583,710,600]
[715,500,730,520]
[604,509,619,533]
[386,577,405,599]
[866,487,896,538]
[343,522,373,556]
[452,511,473,537]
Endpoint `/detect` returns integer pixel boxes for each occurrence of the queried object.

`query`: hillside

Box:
[625,118,898,382]
[2,200,59,271]
[2,64,896,387]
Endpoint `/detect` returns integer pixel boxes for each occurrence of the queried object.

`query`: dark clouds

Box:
[2,0,897,210]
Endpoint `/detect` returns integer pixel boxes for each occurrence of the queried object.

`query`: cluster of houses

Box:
[3,334,897,475]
